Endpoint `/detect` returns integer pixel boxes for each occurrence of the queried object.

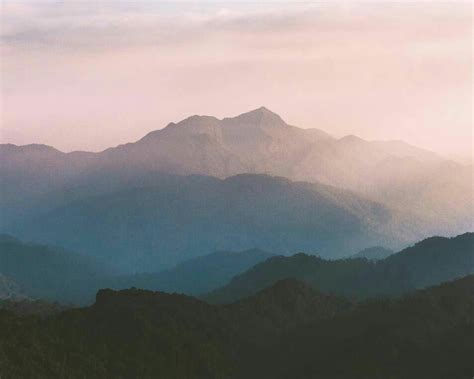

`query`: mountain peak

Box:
[226,107,286,127]
[255,106,272,113]
[242,106,281,118]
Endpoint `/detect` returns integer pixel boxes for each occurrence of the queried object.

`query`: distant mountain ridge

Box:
[0,107,446,183]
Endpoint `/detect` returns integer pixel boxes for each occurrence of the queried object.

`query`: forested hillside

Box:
[0,276,472,378]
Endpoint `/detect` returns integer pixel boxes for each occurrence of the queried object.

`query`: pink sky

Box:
[0,1,472,160]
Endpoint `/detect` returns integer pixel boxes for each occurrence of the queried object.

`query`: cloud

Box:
[1,2,313,51]
[1,2,471,64]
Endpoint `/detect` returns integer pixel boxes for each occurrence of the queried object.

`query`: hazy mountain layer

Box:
[8,174,410,272]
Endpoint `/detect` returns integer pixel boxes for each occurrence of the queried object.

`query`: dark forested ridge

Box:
[0,276,472,378]
[206,232,474,303]
[248,275,474,379]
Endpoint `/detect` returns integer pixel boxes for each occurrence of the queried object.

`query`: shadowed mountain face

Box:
[205,232,474,304]
[7,174,412,272]
[0,276,472,378]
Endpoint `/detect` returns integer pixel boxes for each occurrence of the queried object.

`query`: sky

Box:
[0,1,472,160]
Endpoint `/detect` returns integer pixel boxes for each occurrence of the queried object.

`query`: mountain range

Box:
[2,107,472,271]
[2,232,472,306]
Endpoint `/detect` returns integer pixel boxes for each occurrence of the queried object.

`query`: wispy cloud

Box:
[1,2,318,50]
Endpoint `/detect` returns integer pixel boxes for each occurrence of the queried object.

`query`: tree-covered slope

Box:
[249,275,474,379]
[0,276,472,378]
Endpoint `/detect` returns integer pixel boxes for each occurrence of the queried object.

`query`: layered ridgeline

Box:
[1,108,472,269]
[1,276,472,378]
[6,174,409,272]
[0,235,273,303]
[2,233,472,305]
[206,232,474,303]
